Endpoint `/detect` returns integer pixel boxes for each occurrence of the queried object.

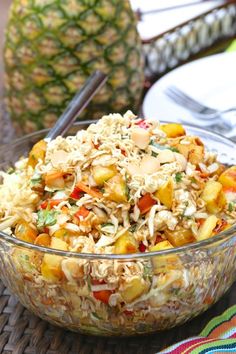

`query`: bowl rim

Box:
[0,120,236,259]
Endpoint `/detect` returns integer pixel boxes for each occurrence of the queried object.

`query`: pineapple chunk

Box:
[155,178,173,209]
[188,144,204,165]
[219,166,236,190]
[176,143,204,165]
[13,248,41,275]
[176,143,190,159]
[50,237,68,250]
[41,237,68,282]
[140,155,160,174]
[120,278,149,303]
[165,228,195,247]
[104,175,128,203]
[15,221,38,243]
[131,127,150,149]
[28,140,47,168]
[197,215,219,241]
[160,123,185,138]
[52,228,75,240]
[150,240,173,252]
[201,181,226,214]
[92,165,117,185]
[44,171,65,189]
[150,240,180,273]
[114,232,138,254]
[34,233,51,246]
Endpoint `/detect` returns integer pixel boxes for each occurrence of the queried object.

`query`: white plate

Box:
[142,52,236,138]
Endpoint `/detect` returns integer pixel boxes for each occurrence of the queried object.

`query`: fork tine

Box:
[165,86,205,112]
[165,89,199,111]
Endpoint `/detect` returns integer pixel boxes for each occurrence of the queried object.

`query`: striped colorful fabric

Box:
[160,305,236,353]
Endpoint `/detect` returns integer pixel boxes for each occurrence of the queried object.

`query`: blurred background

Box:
[0,0,10,77]
[0,0,235,141]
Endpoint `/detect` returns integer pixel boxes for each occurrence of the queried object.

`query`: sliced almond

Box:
[140,155,160,174]
[158,149,175,164]
[51,150,69,167]
[174,152,187,171]
[131,127,150,149]
[127,162,142,175]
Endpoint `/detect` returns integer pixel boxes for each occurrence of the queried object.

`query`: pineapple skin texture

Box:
[4,0,144,134]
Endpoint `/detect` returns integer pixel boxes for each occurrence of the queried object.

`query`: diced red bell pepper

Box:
[40,199,64,209]
[124,310,134,316]
[93,290,112,304]
[74,206,90,220]
[138,194,156,214]
[135,119,149,129]
[155,235,163,244]
[91,279,106,286]
[43,227,50,234]
[139,242,146,252]
[203,296,214,305]
[70,186,84,199]
[93,143,100,149]
[213,219,228,234]
[92,279,112,304]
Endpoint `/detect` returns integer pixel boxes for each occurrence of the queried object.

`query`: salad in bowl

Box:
[0,111,236,336]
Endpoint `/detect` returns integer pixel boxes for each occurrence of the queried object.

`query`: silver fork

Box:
[165,86,236,119]
[165,86,236,124]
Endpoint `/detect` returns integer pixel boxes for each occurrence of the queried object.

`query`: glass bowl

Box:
[0,122,236,337]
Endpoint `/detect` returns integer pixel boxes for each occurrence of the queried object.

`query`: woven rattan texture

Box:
[143,2,236,80]
[0,103,15,145]
[0,279,235,354]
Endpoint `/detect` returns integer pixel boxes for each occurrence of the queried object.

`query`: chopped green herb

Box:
[129,224,137,233]
[171,288,180,295]
[101,223,115,234]
[7,167,15,174]
[151,151,158,157]
[175,172,183,183]
[169,147,179,153]
[87,276,91,291]
[149,141,165,150]
[19,254,36,272]
[37,209,58,229]
[150,141,179,153]
[30,176,42,186]
[101,223,113,228]
[190,177,197,184]
[92,312,102,320]
[228,202,234,212]
[125,174,130,200]
[143,263,152,281]
[21,254,29,261]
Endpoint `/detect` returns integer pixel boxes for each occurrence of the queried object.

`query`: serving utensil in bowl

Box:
[46,70,107,140]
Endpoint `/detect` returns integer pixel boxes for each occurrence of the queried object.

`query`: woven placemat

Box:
[0,102,15,145]
[0,279,235,354]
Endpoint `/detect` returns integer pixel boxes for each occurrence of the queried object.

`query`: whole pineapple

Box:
[4,0,144,135]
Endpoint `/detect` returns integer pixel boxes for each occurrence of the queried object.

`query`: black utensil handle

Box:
[46,70,107,140]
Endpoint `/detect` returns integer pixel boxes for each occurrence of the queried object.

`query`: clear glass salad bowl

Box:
[0,122,236,336]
